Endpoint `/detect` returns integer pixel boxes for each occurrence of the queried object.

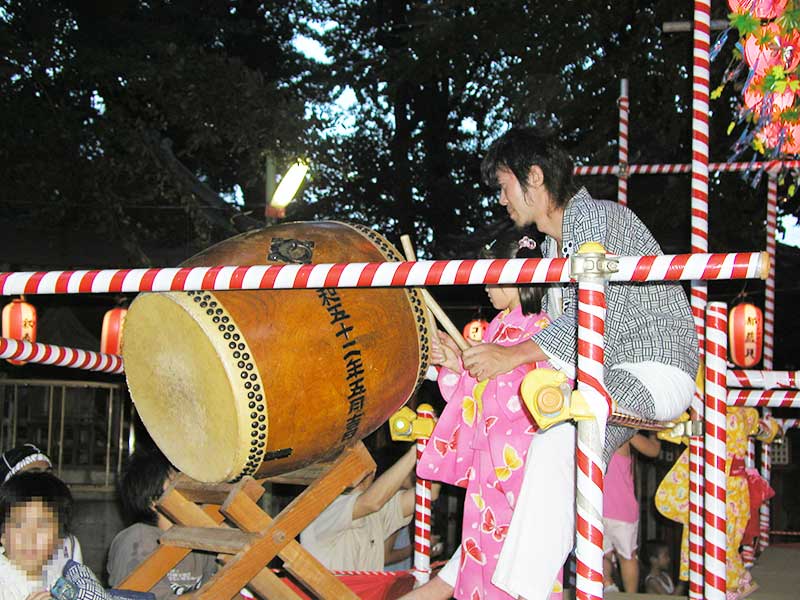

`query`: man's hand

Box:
[461,343,516,380]
[462,338,546,380]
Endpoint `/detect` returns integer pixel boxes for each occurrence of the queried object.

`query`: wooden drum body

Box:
[122,222,431,482]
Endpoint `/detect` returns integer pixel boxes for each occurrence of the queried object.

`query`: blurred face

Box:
[1,500,61,578]
[486,284,520,312]
[657,548,671,569]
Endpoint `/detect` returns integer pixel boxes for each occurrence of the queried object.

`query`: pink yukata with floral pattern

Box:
[418,305,563,600]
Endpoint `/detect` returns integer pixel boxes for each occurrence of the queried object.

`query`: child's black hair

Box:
[119,448,175,526]
[642,539,669,564]
[0,471,72,538]
[481,228,546,316]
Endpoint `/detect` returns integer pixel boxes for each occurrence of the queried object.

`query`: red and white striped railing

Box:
[573,159,800,176]
[727,370,800,390]
[727,390,800,408]
[0,251,768,296]
[0,337,123,374]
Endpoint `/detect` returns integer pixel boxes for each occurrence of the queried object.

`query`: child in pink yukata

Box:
[416,232,563,600]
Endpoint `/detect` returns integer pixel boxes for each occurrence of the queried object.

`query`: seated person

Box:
[0,471,108,600]
[0,443,83,571]
[301,444,438,571]
[107,449,217,598]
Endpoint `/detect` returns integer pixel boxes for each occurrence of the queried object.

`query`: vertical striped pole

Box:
[617,79,630,206]
[689,3,711,596]
[704,303,728,600]
[574,259,612,600]
[413,404,435,585]
[759,174,778,552]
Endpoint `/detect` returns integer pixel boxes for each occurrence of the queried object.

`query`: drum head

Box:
[123,292,258,482]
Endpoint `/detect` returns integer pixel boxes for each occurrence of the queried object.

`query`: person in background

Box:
[602,432,661,593]
[0,471,108,600]
[642,539,680,595]
[107,449,217,598]
[301,444,438,571]
[384,470,415,572]
[0,444,83,574]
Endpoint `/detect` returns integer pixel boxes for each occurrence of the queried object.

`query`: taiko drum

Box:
[122,222,431,482]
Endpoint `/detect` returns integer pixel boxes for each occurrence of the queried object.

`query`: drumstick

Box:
[400,235,470,352]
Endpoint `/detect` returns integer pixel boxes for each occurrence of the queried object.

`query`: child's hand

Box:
[25,592,52,600]
[431,331,462,373]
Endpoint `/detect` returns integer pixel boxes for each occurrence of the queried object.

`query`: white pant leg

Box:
[612,361,694,421]
[492,423,576,599]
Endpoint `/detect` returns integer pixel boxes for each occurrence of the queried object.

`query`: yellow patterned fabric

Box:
[726,407,759,594]
[655,447,690,580]
[654,407,759,591]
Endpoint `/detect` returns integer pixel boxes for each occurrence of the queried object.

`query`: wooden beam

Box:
[160,526,255,554]
[194,443,374,599]
[223,480,359,599]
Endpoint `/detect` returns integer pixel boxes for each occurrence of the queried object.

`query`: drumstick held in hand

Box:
[400,235,470,352]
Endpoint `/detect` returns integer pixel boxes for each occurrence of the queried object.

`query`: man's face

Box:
[496,167,539,228]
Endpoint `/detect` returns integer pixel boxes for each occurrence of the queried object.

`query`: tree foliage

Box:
[1,0,314,264]
[1,0,796,263]
[288,0,796,260]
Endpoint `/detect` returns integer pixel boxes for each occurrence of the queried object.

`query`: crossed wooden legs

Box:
[119,442,375,599]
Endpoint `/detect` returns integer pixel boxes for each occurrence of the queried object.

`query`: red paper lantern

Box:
[743,23,800,76]
[2,297,37,366]
[101,308,127,355]
[729,303,764,368]
[462,319,489,343]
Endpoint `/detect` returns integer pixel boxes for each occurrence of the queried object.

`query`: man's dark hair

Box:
[481,227,545,316]
[481,126,578,207]
[0,471,73,537]
[119,449,175,526]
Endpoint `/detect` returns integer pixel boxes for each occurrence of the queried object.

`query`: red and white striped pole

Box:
[0,337,123,374]
[727,369,800,389]
[704,303,728,600]
[572,159,800,177]
[617,79,629,207]
[574,245,613,600]
[689,2,711,596]
[413,404,435,585]
[758,174,779,552]
[728,389,800,408]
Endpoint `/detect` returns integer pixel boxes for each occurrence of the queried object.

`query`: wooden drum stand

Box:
[119,442,376,599]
